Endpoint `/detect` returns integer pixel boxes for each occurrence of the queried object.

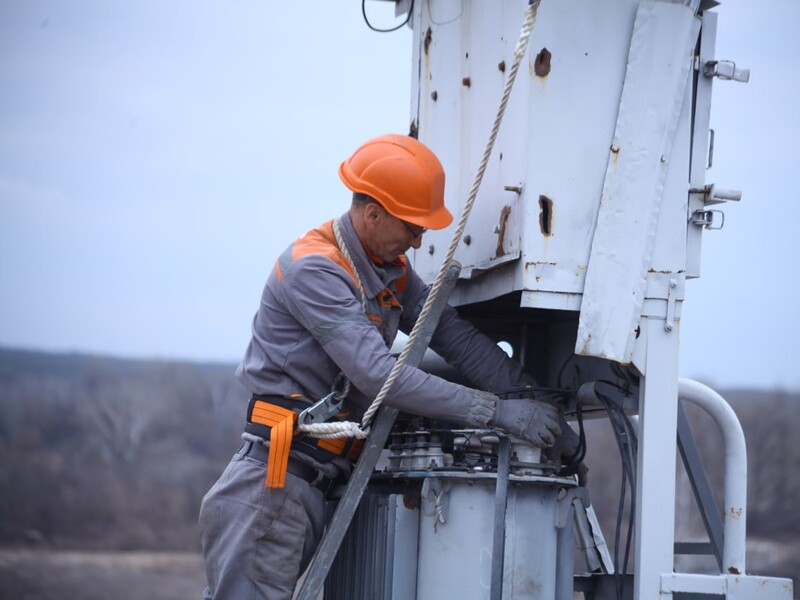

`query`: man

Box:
[199,133,576,599]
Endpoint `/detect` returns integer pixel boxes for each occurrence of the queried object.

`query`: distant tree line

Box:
[0,348,797,585]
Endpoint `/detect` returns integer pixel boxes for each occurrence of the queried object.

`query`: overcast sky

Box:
[1,0,798,390]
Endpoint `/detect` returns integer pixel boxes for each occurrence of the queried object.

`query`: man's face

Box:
[369,204,426,263]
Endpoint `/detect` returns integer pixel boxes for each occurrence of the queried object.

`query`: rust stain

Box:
[403,494,420,510]
[534,47,551,78]
[462,77,471,88]
[729,507,743,519]
[423,27,432,56]
[494,205,512,258]
[728,566,741,575]
[498,60,506,73]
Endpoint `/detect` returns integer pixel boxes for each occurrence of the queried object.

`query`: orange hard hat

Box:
[338,134,453,230]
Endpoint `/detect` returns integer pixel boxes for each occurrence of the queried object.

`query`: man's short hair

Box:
[352,192,380,207]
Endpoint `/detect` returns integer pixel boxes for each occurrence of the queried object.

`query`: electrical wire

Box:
[362,0,415,33]
[593,384,639,600]
[426,0,463,26]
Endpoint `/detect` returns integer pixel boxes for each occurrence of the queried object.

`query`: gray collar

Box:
[338,212,406,299]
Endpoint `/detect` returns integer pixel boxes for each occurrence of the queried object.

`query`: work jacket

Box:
[237,212,534,424]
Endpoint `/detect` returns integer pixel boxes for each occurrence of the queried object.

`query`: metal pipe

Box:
[677,378,747,575]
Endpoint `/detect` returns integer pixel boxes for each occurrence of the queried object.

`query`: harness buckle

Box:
[297,373,349,427]
[298,390,344,426]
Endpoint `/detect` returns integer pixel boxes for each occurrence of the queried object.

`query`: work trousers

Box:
[199,443,326,600]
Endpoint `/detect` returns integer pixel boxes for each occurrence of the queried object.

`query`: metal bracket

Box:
[664,278,678,332]
[689,183,741,205]
[555,486,589,528]
[703,59,750,83]
[690,209,725,230]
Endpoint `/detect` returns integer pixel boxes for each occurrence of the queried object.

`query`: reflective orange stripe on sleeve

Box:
[250,401,297,489]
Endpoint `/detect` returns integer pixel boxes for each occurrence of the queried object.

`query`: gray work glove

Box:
[489,397,562,447]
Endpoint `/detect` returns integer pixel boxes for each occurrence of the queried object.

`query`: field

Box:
[0,550,206,600]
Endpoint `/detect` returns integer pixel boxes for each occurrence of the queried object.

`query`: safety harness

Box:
[245,395,364,489]
[244,218,403,488]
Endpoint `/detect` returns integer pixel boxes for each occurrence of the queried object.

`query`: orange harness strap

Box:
[250,402,297,489]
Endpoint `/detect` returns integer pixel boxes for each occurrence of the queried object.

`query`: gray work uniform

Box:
[199,212,535,599]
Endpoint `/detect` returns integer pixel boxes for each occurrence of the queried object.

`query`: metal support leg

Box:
[634,316,680,600]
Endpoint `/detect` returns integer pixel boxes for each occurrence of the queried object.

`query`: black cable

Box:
[556,353,580,389]
[560,403,586,474]
[362,0,415,33]
[593,387,639,600]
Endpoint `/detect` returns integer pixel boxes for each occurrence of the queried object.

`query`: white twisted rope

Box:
[297,218,371,439]
[300,0,541,439]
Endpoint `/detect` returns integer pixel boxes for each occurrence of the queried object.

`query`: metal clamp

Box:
[703,60,750,83]
[690,209,725,230]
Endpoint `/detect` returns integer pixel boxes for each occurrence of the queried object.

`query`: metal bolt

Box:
[464,235,472,245]
[428,244,435,255]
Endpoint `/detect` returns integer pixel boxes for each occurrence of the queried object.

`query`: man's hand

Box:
[550,415,580,458]
[546,416,588,485]
[490,397,562,447]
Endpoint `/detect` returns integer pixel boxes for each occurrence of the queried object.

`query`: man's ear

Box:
[364,202,383,224]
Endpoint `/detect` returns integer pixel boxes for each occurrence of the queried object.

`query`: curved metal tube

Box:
[678,378,747,575]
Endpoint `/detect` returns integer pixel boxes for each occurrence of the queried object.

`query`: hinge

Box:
[664,278,678,332]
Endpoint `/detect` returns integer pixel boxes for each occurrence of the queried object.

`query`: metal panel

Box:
[686,11,718,278]
[576,1,699,362]
[415,478,563,599]
[410,0,641,313]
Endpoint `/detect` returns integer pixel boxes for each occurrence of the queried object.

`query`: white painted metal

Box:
[661,573,794,599]
[634,316,681,600]
[575,1,699,362]
[387,495,420,600]
[687,10,718,278]
[410,0,640,311]
[678,378,747,574]
[403,1,794,598]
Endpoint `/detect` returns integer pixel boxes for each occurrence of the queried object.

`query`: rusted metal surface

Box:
[494,205,512,258]
[462,77,471,88]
